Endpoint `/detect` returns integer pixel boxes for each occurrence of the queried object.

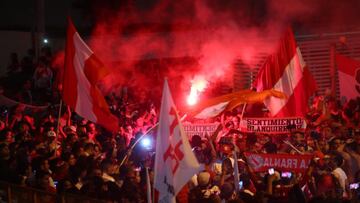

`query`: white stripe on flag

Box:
[73,32,97,122]
[264,47,306,116]
[194,101,230,119]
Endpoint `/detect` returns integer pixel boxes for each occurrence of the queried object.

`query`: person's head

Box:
[318,139,329,153]
[17,122,30,134]
[66,133,78,145]
[330,154,344,169]
[322,127,333,139]
[84,143,94,155]
[125,124,133,134]
[232,116,240,129]
[263,141,277,154]
[39,158,50,172]
[329,138,342,151]
[90,167,102,177]
[292,131,305,145]
[64,125,76,134]
[219,136,234,154]
[93,144,101,156]
[101,160,114,175]
[87,122,96,133]
[246,133,257,147]
[0,129,13,144]
[36,170,51,190]
[62,152,76,166]
[220,183,235,201]
[46,130,56,142]
[0,143,10,160]
[197,171,211,188]
[191,135,202,148]
[306,136,315,149]
[76,125,87,137]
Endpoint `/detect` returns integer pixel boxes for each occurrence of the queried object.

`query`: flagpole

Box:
[55,99,63,157]
[283,140,303,155]
[330,44,337,98]
[240,103,247,121]
[146,167,152,203]
[231,132,241,193]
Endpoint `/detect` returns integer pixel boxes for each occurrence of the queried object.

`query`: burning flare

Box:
[187,76,208,106]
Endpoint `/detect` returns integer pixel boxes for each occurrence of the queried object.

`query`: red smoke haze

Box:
[53,0,360,105]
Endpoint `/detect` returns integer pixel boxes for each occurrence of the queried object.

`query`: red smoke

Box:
[53,0,360,105]
[85,0,282,103]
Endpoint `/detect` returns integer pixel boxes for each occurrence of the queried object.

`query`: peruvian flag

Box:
[253,28,317,117]
[335,53,360,100]
[154,79,202,203]
[63,18,119,131]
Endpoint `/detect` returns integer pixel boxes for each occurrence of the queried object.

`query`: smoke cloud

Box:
[53,0,360,105]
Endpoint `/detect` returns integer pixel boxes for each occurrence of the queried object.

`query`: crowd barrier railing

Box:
[0,181,109,203]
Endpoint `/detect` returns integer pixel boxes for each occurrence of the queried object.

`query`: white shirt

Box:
[332,167,348,196]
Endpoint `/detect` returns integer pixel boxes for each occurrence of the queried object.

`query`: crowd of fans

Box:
[0,50,360,203]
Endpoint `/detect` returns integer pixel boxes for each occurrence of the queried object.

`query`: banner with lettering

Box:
[244,152,312,173]
[239,117,306,134]
[183,123,219,138]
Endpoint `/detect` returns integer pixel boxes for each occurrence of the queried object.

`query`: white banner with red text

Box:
[183,122,219,138]
[239,117,306,134]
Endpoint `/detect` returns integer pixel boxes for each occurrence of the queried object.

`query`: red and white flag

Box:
[154,79,202,203]
[253,28,317,117]
[335,53,360,100]
[63,18,119,131]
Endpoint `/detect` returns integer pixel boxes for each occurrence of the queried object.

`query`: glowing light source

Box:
[141,137,152,149]
[187,76,208,106]
[43,38,49,44]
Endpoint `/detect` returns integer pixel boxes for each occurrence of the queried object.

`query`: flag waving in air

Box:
[335,53,360,100]
[154,79,202,203]
[184,89,286,119]
[253,28,317,117]
[63,18,119,131]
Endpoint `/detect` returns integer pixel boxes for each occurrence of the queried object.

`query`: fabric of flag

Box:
[63,18,119,131]
[335,53,360,100]
[185,89,286,119]
[154,79,202,203]
[253,27,317,117]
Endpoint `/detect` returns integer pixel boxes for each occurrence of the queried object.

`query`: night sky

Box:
[1,0,360,35]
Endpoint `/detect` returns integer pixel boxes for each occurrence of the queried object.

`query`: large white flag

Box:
[154,79,202,203]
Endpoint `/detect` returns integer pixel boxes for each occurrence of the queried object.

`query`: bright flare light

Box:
[187,76,208,106]
[141,137,151,149]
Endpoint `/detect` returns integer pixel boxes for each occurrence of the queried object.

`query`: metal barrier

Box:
[0,181,109,203]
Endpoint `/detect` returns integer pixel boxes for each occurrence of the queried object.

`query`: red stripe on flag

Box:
[63,18,78,109]
[83,54,110,85]
[90,86,119,132]
[335,54,360,76]
[254,28,298,90]
[274,67,316,117]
